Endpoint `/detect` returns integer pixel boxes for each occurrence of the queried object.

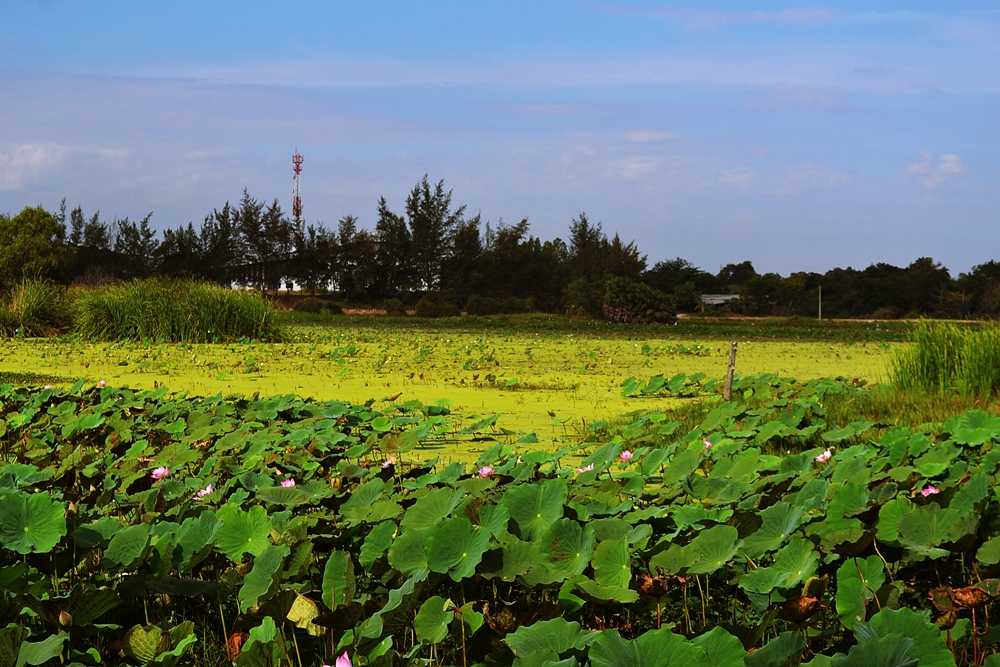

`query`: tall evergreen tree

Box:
[405,176,465,290]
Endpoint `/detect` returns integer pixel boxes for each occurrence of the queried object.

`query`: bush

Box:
[465,295,535,315]
[563,278,603,317]
[382,298,407,316]
[0,279,72,336]
[414,292,460,318]
[891,321,1000,398]
[73,279,280,342]
[602,275,677,324]
[292,296,343,315]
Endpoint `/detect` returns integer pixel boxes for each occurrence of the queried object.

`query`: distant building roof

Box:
[700,293,741,305]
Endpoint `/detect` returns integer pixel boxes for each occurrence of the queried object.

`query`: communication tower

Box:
[291,150,304,222]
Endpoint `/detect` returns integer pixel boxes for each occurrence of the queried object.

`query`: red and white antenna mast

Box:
[291,150,304,222]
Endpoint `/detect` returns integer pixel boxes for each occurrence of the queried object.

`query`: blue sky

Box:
[2,1,998,273]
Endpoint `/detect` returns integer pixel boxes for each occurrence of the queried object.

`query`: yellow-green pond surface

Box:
[1,320,895,459]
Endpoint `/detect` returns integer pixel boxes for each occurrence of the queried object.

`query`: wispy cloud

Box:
[624,129,674,143]
[905,152,964,189]
[718,167,754,188]
[0,144,71,191]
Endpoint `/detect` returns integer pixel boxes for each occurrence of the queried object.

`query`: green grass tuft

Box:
[72,279,281,342]
[0,278,72,336]
[891,320,1000,399]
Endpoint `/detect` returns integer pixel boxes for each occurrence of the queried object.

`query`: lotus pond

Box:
[0,317,896,461]
[3,368,1000,665]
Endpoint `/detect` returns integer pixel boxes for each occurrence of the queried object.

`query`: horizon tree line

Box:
[2,175,999,318]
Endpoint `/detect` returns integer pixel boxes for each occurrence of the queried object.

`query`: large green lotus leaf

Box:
[541,519,594,579]
[213,505,272,562]
[662,444,702,486]
[591,539,631,589]
[876,497,912,544]
[827,482,869,518]
[322,550,356,610]
[740,538,818,595]
[68,586,120,626]
[237,615,288,667]
[104,523,151,569]
[15,632,66,666]
[898,504,966,559]
[672,505,734,532]
[428,516,491,581]
[588,628,710,667]
[505,617,584,667]
[340,478,386,525]
[502,478,567,540]
[809,516,864,552]
[0,464,53,489]
[692,627,745,666]
[652,525,739,575]
[238,543,289,612]
[741,501,804,558]
[75,516,124,550]
[834,632,917,667]
[822,421,873,443]
[945,410,1000,446]
[867,608,955,667]
[402,488,466,531]
[413,595,453,644]
[175,511,218,572]
[949,472,988,513]
[977,535,1000,565]
[254,481,332,507]
[478,503,510,537]
[0,491,66,555]
[835,555,885,629]
[387,528,429,574]
[500,536,541,580]
[745,631,805,667]
[359,520,397,570]
[914,443,959,477]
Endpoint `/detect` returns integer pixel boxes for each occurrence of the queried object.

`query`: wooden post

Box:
[723,341,737,401]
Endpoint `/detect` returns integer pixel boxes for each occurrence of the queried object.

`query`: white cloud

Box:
[0,144,71,191]
[905,151,964,189]
[624,129,675,143]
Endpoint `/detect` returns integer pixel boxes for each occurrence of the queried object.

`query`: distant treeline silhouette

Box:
[2,175,998,318]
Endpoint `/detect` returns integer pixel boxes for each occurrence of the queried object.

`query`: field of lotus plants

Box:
[2,371,1000,666]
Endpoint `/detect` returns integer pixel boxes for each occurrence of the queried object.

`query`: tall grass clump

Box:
[73,279,280,342]
[0,278,72,336]
[891,320,1000,398]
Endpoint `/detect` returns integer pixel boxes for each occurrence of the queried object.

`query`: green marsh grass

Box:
[0,278,72,336]
[73,279,280,342]
[891,320,1000,399]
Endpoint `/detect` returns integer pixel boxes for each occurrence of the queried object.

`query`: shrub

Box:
[73,279,280,342]
[602,275,677,324]
[891,321,1000,398]
[414,292,460,318]
[292,296,343,315]
[382,298,407,316]
[0,279,72,336]
[563,278,603,317]
[466,295,535,315]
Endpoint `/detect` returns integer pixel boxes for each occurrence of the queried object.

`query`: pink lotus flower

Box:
[382,456,396,468]
[478,465,494,478]
[576,463,594,473]
[815,449,832,464]
[150,466,170,481]
[280,478,296,488]
[921,484,940,497]
[96,380,107,388]
[195,483,213,499]
[703,438,713,450]
[619,450,634,462]
[324,652,351,667]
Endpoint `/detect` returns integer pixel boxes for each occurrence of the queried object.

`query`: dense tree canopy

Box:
[2,179,998,318]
